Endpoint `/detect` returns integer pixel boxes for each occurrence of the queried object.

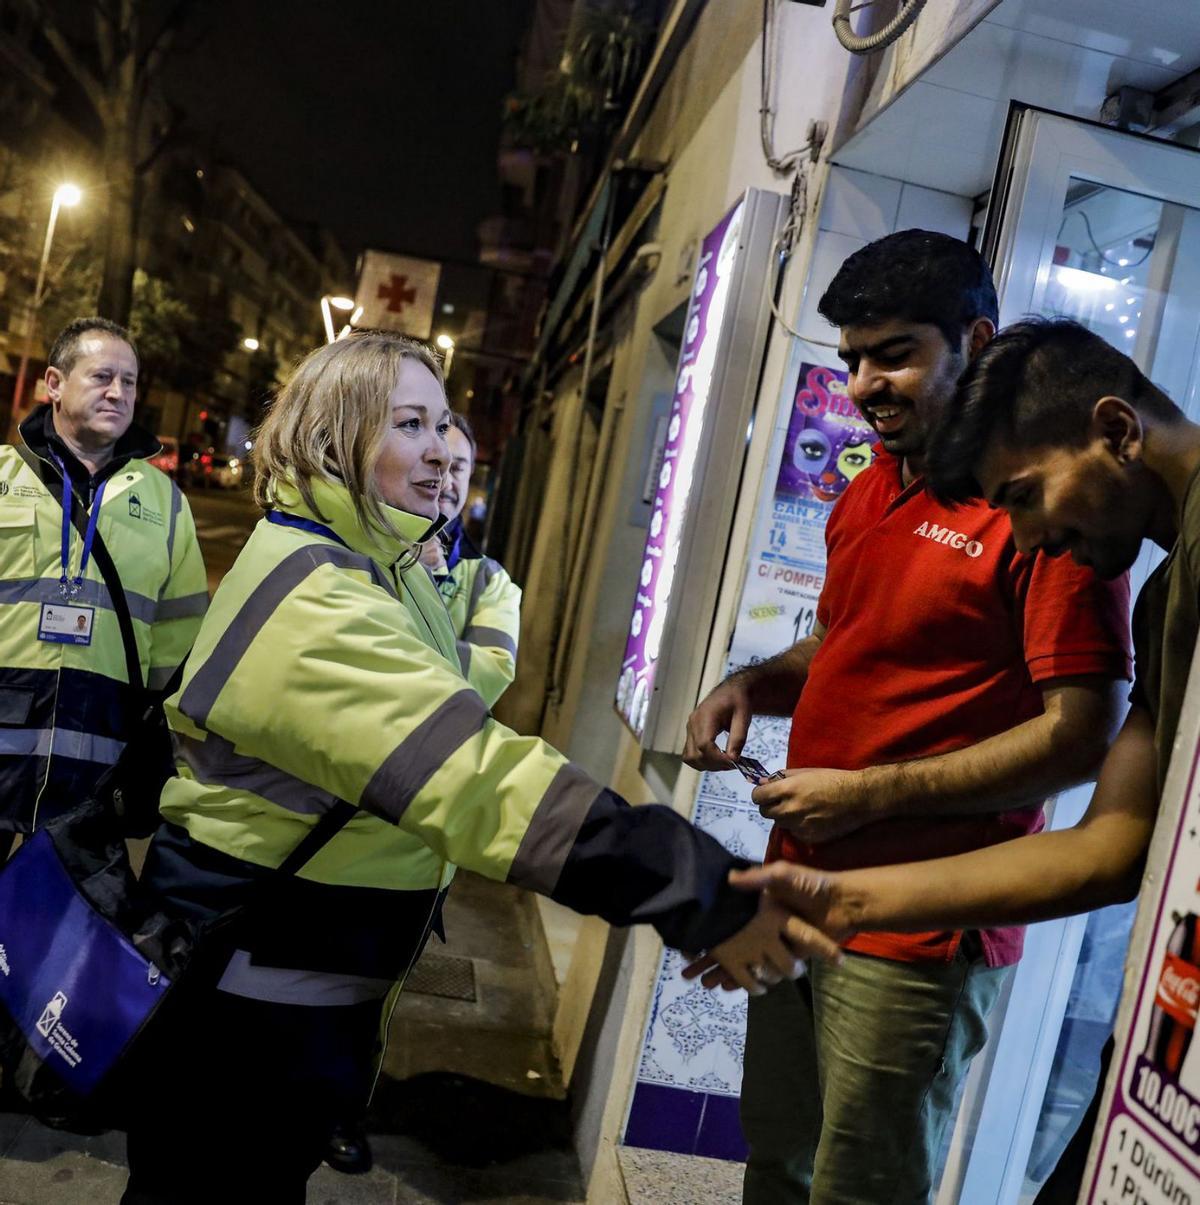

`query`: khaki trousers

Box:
[741,943,1008,1205]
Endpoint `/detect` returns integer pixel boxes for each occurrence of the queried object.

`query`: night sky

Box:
[164,0,537,264]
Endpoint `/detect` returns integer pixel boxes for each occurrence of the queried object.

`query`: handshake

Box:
[685,863,855,995]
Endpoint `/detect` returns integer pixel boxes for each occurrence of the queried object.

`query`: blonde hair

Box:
[252,331,445,540]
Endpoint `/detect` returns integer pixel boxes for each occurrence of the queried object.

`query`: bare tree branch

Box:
[93,3,115,76]
[136,0,192,80]
[31,6,108,119]
[136,108,185,176]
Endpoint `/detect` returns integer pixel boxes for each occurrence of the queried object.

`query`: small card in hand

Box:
[732,755,786,785]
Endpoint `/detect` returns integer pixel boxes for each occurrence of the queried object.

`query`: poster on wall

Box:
[615,198,746,737]
[732,362,872,668]
[1085,651,1200,1204]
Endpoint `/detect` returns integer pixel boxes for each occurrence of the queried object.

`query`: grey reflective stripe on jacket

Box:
[362,689,490,822]
[0,578,206,625]
[180,543,391,729]
[175,732,343,818]
[461,625,517,656]
[506,762,602,895]
[0,727,125,765]
[0,577,158,624]
[216,949,394,1007]
[467,559,497,614]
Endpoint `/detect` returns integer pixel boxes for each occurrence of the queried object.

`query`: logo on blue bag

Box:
[0,944,8,976]
[35,990,82,1068]
[36,991,66,1037]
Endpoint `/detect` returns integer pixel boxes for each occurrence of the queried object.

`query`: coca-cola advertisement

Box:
[1144,916,1200,1082]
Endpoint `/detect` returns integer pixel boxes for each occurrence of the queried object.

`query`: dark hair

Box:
[927,317,1182,504]
[449,411,476,461]
[48,317,137,377]
[818,229,998,348]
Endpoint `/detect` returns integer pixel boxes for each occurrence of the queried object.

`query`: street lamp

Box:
[320,294,355,344]
[243,337,260,352]
[435,333,454,378]
[11,182,82,428]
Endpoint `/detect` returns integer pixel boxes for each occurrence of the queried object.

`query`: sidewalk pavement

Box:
[0,1072,585,1204]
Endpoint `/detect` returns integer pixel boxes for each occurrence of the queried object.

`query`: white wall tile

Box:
[819,167,903,242]
[792,230,866,345]
[895,185,973,239]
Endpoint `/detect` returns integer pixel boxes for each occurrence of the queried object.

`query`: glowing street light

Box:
[11,182,82,430]
[55,183,82,209]
[243,337,260,351]
[435,332,455,377]
[320,294,356,344]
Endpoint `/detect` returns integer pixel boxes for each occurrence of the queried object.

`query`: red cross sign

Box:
[378,274,418,315]
[354,250,441,338]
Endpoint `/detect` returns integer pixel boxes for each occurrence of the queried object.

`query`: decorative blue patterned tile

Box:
[693,799,771,864]
[636,949,749,1095]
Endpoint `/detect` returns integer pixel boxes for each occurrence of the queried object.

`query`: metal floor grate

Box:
[405,952,478,1002]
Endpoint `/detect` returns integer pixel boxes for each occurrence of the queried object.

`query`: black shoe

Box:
[324,1122,373,1175]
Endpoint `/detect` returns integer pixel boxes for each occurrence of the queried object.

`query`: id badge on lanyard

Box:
[38,454,106,647]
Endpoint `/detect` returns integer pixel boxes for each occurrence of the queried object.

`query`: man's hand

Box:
[681,889,843,995]
[683,677,753,770]
[751,767,881,843]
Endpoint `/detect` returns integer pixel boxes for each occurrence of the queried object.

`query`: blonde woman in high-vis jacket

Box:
[119,332,840,1205]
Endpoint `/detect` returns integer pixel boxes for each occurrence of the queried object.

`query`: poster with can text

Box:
[734,362,873,669]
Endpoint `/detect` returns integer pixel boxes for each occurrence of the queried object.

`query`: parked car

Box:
[209,455,245,489]
[147,435,179,479]
[181,449,244,490]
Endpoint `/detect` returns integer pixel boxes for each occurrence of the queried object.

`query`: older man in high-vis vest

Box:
[0,316,206,856]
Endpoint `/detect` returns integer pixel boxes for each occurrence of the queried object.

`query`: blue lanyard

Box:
[266,509,350,549]
[49,452,106,600]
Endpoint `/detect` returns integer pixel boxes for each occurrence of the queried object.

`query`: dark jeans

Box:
[121,979,380,1205]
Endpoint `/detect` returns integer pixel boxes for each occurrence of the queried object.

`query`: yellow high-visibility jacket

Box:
[149,475,754,1005]
[437,548,521,707]
[0,406,207,831]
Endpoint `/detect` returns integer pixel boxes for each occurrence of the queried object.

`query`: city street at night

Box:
[4,1,1200,1203]
[185,483,259,595]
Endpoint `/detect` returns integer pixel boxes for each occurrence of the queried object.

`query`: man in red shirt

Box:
[684,231,1132,1203]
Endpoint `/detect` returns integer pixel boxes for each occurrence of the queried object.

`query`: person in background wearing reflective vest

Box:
[421,410,521,706]
[119,331,842,1205]
[325,408,523,1178]
[0,316,206,857]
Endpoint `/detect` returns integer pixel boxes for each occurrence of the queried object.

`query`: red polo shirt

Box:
[768,449,1132,967]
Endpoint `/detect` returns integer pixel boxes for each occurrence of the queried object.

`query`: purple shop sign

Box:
[615,198,746,737]
[776,364,873,505]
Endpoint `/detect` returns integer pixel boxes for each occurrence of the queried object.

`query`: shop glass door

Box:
[936,106,1200,1204]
